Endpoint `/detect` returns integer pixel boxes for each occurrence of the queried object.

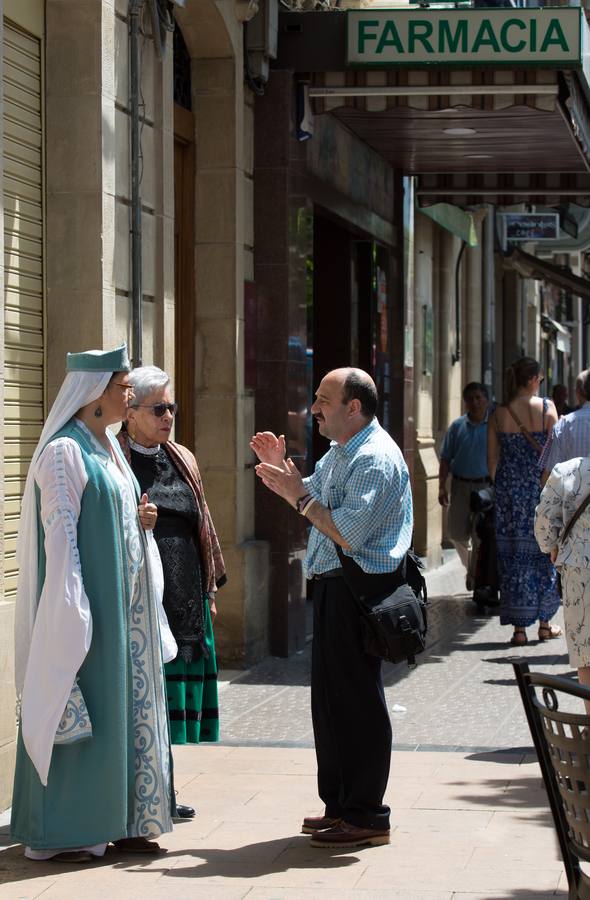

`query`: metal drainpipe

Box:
[482,205,495,396]
[452,240,466,364]
[129,0,145,367]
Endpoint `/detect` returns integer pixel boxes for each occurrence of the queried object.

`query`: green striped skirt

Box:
[164,600,219,744]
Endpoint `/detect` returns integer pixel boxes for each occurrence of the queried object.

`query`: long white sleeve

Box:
[21,438,92,786]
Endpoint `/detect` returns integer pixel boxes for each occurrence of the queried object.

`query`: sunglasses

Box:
[133,402,178,418]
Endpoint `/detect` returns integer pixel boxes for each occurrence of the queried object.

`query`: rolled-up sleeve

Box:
[534,469,564,554]
[331,462,395,553]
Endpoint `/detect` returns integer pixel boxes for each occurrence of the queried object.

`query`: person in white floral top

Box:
[535,457,590,712]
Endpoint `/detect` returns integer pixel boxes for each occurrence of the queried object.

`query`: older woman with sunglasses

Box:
[118,366,226,818]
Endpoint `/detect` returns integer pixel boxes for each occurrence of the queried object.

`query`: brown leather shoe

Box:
[301,815,341,834]
[310,820,390,848]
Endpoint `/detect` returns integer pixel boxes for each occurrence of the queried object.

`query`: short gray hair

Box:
[128,365,170,405]
[577,368,590,401]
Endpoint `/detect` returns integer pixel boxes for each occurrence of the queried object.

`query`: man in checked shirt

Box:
[250,367,413,850]
[541,369,590,485]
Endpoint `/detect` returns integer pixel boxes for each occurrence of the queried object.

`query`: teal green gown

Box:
[11,419,173,850]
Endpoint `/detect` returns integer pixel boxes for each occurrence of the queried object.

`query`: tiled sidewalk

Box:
[0,745,567,899]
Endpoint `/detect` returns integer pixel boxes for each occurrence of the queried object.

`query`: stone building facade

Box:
[0,0,267,811]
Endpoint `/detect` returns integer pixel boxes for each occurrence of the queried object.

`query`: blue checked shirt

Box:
[541,402,590,472]
[302,418,413,577]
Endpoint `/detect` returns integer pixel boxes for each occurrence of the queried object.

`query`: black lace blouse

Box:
[129,442,205,663]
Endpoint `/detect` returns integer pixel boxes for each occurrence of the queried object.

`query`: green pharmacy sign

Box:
[346,9,582,67]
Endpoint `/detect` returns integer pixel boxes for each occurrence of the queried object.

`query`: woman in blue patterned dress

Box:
[488,356,561,646]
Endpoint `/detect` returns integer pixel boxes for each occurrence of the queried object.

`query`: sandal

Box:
[538,624,562,642]
[112,838,163,855]
[48,850,94,864]
[510,629,528,646]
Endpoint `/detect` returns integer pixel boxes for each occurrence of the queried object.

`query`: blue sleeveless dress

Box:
[494,399,561,627]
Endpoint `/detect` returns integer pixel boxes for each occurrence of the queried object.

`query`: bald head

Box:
[332,367,378,419]
[312,367,378,444]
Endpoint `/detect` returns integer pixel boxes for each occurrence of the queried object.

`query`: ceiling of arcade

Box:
[310,69,588,177]
[280,9,590,205]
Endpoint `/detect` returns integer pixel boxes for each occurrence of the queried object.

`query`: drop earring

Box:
[94,405,103,418]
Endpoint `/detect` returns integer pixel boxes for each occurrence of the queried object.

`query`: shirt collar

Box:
[129,435,160,456]
[466,411,489,427]
[331,418,379,458]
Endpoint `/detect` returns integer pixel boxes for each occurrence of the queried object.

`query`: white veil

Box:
[14,370,112,695]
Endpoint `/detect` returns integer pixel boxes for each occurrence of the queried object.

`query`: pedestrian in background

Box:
[488,356,561,646]
[551,383,574,418]
[535,456,590,712]
[438,382,490,583]
[541,370,590,484]
[120,366,226,819]
[251,367,413,850]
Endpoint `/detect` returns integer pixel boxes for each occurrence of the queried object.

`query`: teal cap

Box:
[66,343,131,374]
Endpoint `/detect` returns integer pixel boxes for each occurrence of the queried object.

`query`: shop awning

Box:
[278,11,590,189]
[416,171,590,208]
[417,203,478,247]
[541,314,572,354]
[503,246,590,301]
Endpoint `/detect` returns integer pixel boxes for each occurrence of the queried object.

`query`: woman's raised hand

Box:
[249,431,286,468]
[138,493,158,531]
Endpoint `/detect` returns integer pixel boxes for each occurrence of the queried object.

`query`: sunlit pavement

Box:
[0,552,570,899]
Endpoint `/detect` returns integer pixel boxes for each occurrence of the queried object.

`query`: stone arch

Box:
[174,1,236,60]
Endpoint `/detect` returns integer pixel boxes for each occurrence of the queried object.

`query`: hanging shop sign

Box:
[501,212,559,243]
[346,9,582,67]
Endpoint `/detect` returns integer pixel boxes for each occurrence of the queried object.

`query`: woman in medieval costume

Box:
[119,365,226,816]
[11,345,177,863]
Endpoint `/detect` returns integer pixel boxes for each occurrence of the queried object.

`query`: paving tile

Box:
[0,878,59,900]
[452,894,567,900]
[248,890,454,900]
[467,845,562,868]
[356,863,562,893]
[391,809,495,834]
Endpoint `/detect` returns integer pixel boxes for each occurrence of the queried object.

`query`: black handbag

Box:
[334,545,428,668]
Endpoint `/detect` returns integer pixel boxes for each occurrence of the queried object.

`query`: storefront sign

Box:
[346,9,582,67]
[501,212,559,242]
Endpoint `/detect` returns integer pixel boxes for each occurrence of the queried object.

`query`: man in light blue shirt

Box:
[439,382,489,579]
[541,369,590,483]
[250,367,413,851]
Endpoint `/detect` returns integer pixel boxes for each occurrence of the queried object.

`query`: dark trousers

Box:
[311,575,392,830]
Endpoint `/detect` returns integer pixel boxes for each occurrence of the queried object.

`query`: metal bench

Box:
[514,659,590,900]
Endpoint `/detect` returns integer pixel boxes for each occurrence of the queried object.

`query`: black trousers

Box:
[311,575,392,830]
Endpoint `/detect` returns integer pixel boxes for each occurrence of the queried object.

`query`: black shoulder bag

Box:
[334,544,428,668]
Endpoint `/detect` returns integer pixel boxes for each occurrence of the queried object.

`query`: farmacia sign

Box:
[346,9,582,66]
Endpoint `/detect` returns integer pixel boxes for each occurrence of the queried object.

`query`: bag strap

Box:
[560,491,590,546]
[505,405,543,455]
